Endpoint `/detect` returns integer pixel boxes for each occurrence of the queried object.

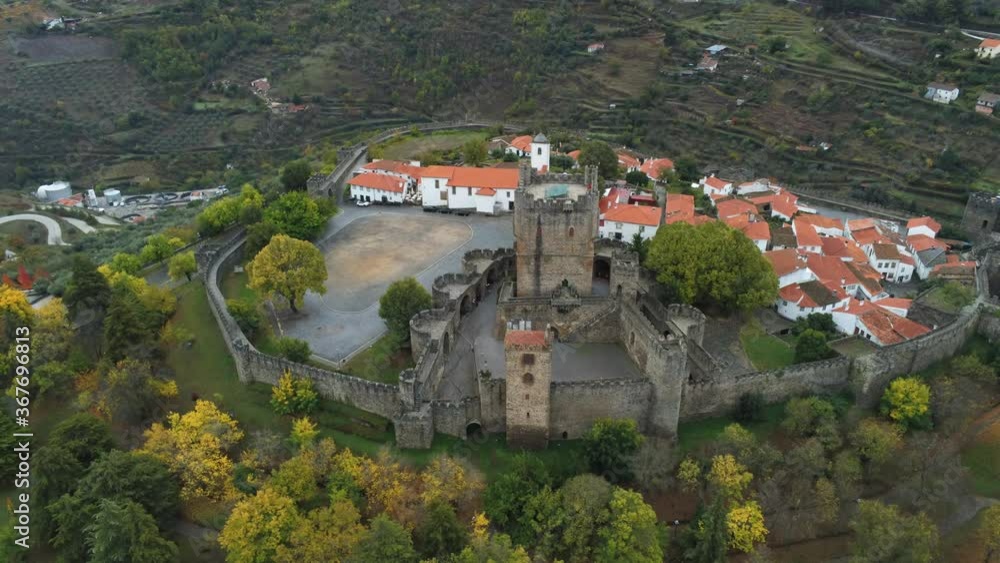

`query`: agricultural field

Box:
[379,129,492,161]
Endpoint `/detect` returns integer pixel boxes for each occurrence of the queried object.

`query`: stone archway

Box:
[460,294,473,317]
[466,421,483,440]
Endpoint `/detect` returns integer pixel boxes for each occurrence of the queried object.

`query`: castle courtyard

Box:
[434,284,642,400]
[278,206,513,361]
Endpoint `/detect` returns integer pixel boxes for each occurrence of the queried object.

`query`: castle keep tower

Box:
[963,192,1000,244]
[504,329,552,448]
[514,165,600,297]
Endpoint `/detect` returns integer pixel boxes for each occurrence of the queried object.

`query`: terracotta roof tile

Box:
[604,204,661,227]
[793,218,822,248]
[907,234,949,252]
[640,158,674,178]
[505,330,548,347]
[765,248,809,277]
[717,198,758,219]
[348,173,405,193]
[704,176,732,190]
[858,308,930,345]
[906,216,942,234]
[798,214,844,231]
[510,135,533,152]
[872,243,901,261]
[363,160,421,177]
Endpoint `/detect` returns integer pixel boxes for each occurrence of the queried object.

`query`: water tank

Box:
[105,189,122,203]
[35,181,72,202]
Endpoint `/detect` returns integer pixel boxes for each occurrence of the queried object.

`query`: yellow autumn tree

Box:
[247,234,327,313]
[677,457,702,493]
[274,497,365,563]
[727,500,768,553]
[880,377,931,428]
[219,487,301,563]
[0,284,32,338]
[421,455,483,508]
[335,448,418,526]
[141,400,244,501]
[708,454,753,500]
[291,416,319,449]
[33,297,72,364]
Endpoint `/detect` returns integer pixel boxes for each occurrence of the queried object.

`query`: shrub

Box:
[270,370,319,415]
[583,418,644,480]
[226,299,262,339]
[275,337,311,363]
[735,392,765,423]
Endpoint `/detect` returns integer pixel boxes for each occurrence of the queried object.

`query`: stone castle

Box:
[200,154,1000,451]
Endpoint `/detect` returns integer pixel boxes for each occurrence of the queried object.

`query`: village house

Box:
[792,219,823,254]
[724,215,770,251]
[716,198,758,222]
[766,249,813,288]
[587,42,605,54]
[599,204,662,241]
[700,175,734,201]
[640,158,675,181]
[348,173,407,204]
[976,38,1000,59]
[907,235,949,279]
[505,135,534,157]
[925,82,960,104]
[419,166,520,214]
[977,93,1000,116]
[906,216,941,239]
[854,306,930,345]
[697,55,719,72]
[777,280,850,321]
[617,152,641,173]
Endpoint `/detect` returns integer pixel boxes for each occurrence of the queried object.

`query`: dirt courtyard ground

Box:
[321,214,472,310]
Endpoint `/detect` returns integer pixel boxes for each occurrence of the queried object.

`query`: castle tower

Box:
[963,192,1000,244]
[530,133,551,173]
[504,329,551,448]
[514,166,600,297]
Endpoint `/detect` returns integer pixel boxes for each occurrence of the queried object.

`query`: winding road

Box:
[0,214,68,245]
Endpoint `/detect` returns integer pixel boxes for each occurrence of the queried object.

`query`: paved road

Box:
[0,214,68,245]
[278,205,514,363]
[62,217,96,234]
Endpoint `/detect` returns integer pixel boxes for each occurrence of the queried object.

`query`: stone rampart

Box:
[550,378,652,439]
[431,398,481,438]
[682,356,851,419]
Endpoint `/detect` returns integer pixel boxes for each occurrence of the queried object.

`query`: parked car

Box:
[356,200,371,207]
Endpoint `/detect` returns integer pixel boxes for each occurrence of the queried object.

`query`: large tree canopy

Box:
[578,140,619,180]
[247,234,328,313]
[646,221,778,312]
[378,277,433,343]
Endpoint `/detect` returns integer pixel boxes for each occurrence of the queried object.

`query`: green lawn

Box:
[380,129,491,161]
[677,402,786,454]
[739,322,795,371]
[341,334,414,384]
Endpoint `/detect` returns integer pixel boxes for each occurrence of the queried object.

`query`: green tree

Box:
[559,474,613,561]
[849,500,939,563]
[582,418,644,479]
[352,514,418,563]
[850,418,903,466]
[139,234,184,264]
[625,170,650,187]
[682,497,729,563]
[271,371,319,416]
[276,337,311,363]
[630,232,650,264]
[85,499,178,563]
[64,255,111,320]
[227,299,262,339]
[880,377,932,429]
[484,454,551,538]
[647,221,778,312]
[378,277,433,344]
[674,155,700,182]
[281,159,313,192]
[414,499,467,559]
[167,251,197,282]
[463,139,489,167]
[795,329,835,363]
[792,313,837,337]
[264,192,331,241]
[104,288,158,360]
[247,234,328,313]
[48,413,115,467]
[596,488,663,563]
[782,396,838,444]
[108,253,143,276]
[244,220,281,257]
[578,140,620,179]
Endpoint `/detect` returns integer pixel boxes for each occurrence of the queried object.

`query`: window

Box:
[451,186,455,196]
[616,222,622,230]
[568,227,575,238]
[435,180,440,189]
[522,373,534,385]
[537,147,542,155]
[522,354,535,366]
[639,226,645,233]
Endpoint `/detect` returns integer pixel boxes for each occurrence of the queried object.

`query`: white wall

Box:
[420,176,450,207]
[531,142,550,172]
[350,186,403,203]
[908,225,937,239]
[777,268,814,288]
[599,220,657,242]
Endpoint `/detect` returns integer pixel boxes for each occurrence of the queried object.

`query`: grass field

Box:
[739,322,795,371]
[341,334,414,384]
[961,417,1000,499]
[677,402,786,454]
[379,129,491,161]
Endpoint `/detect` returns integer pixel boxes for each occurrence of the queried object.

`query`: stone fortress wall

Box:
[199,120,1000,450]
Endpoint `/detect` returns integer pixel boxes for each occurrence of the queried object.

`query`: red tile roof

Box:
[348,173,406,193]
[798,214,843,231]
[771,193,798,219]
[858,308,930,345]
[617,152,641,170]
[717,198,757,219]
[510,135,533,152]
[477,187,496,196]
[450,167,519,189]
[421,165,456,179]
[505,330,548,347]
[807,254,859,287]
[780,280,843,308]
[872,243,901,261]
[600,187,632,214]
[850,227,887,247]
[567,150,581,161]
[820,236,868,262]
[738,220,770,241]
[765,248,809,277]
[666,193,694,217]
[703,176,732,190]
[793,219,822,249]
[604,204,662,227]
[907,216,941,234]
[847,218,876,232]
[363,160,421,177]
[980,38,1000,48]
[930,261,977,277]
[640,158,674,178]
[907,234,949,252]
